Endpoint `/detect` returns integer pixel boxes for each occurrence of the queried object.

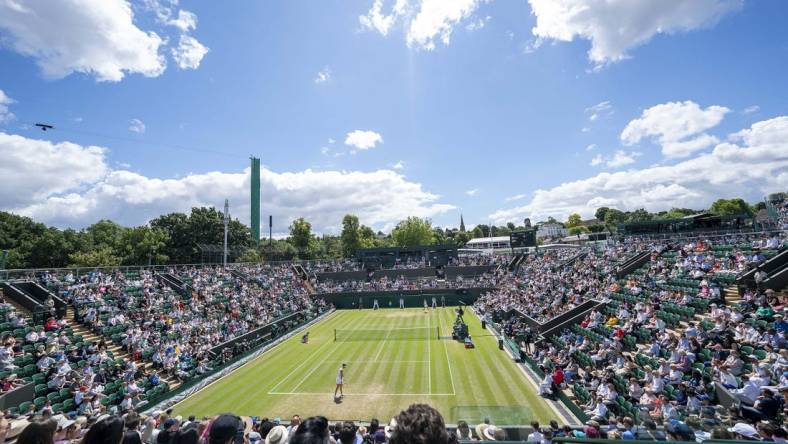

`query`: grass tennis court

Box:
[173,308,555,425]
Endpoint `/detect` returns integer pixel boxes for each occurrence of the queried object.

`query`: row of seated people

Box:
[312,272,503,294]
[474,247,623,324]
[520,231,785,440]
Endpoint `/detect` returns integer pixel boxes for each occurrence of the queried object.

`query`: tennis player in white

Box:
[334,363,347,399]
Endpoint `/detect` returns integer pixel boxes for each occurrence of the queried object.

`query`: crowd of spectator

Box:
[305,255,508,274]
[474,249,616,323]
[513,230,786,442]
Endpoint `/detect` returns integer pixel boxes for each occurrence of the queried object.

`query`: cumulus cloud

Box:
[128,118,146,133]
[0,132,109,209]
[528,0,742,66]
[621,100,730,158]
[0,0,209,82]
[0,89,15,123]
[345,130,383,151]
[314,66,332,84]
[491,115,788,224]
[466,188,479,196]
[0,132,454,233]
[0,0,166,81]
[359,0,483,50]
[171,35,209,70]
[391,160,405,170]
[585,144,597,151]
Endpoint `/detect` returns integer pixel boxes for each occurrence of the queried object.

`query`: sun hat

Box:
[265,425,288,444]
[728,422,758,439]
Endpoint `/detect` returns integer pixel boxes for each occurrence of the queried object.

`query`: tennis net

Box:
[334,326,439,342]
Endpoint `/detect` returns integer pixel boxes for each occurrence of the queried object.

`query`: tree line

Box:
[0,196,770,269]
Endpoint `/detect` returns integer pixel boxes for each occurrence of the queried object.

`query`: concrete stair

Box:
[723,284,741,306]
[63,307,181,391]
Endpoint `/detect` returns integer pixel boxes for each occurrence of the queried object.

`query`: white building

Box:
[536,222,567,239]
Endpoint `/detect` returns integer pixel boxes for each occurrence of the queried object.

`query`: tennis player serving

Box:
[334,363,347,399]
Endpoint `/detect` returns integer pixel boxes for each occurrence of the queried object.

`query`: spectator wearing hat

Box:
[264,425,287,444]
[728,422,760,440]
[157,417,180,444]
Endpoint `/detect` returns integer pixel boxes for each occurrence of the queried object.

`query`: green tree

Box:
[594,207,610,222]
[660,208,698,219]
[340,214,362,257]
[627,208,653,222]
[709,198,752,216]
[568,226,589,235]
[506,222,516,231]
[470,226,484,238]
[566,213,582,228]
[119,226,169,265]
[288,218,314,258]
[391,217,434,246]
[150,212,192,263]
[604,209,626,232]
[69,246,122,267]
[454,231,471,246]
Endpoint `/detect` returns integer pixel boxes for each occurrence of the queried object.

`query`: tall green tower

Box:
[250,157,261,245]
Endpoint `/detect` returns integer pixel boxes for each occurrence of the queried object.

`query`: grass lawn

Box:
[173,307,556,425]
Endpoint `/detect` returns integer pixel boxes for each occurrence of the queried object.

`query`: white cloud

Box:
[505,193,527,202]
[345,130,383,151]
[359,0,483,50]
[466,15,491,31]
[0,132,454,233]
[621,100,730,158]
[0,89,15,123]
[0,132,109,209]
[466,188,479,196]
[606,150,640,168]
[590,150,641,169]
[491,115,788,224]
[742,105,760,115]
[128,118,146,133]
[528,0,741,66]
[585,143,597,151]
[314,66,332,84]
[0,0,167,82]
[171,35,209,70]
[359,0,409,36]
[585,100,613,121]
[167,10,198,32]
[392,160,406,170]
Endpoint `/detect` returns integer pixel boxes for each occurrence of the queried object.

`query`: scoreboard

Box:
[509,230,537,248]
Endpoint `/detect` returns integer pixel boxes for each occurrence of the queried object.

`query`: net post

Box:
[436,326,440,339]
[334,329,336,342]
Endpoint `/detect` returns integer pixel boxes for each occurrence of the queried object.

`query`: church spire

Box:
[459,214,466,232]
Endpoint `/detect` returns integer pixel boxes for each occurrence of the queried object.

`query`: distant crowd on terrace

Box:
[306,255,509,273]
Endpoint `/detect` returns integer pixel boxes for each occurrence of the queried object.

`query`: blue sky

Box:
[0,0,787,235]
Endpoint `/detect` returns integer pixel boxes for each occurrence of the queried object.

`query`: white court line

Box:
[268,391,456,396]
[427,314,432,394]
[372,327,393,363]
[326,360,429,364]
[267,311,346,393]
[441,311,457,395]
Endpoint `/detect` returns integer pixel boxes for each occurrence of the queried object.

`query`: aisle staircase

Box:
[723,284,741,305]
